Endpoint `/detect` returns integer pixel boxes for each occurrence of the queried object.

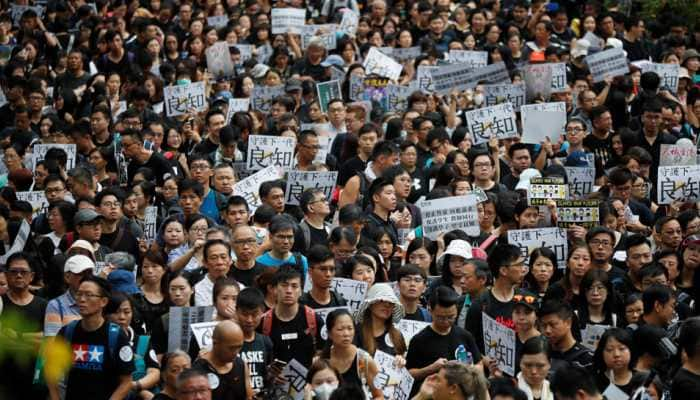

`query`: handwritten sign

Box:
[418,195,479,239]
[555,200,600,229]
[482,312,516,376]
[163,82,206,117]
[251,85,285,114]
[641,62,680,92]
[564,167,595,199]
[657,165,700,204]
[339,10,359,36]
[281,359,308,400]
[285,170,338,205]
[528,177,568,205]
[190,321,219,350]
[330,277,367,312]
[225,98,250,124]
[271,8,307,34]
[373,350,414,400]
[397,319,430,347]
[660,144,696,166]
[205,41,234,78]
[246,135,296,172]
[483,82,526,111]
[585,47,629,83]
[232,165,285,213]
[16,191,48,218]
[167,306,215,352]
[430,62,509,95]
[33,144,77,171]
[507,228,568,269]
[364,47,403,81]
[464,103,518,145]
[301,24,337,49]
[521,102,567,144]
[447,50,488,69]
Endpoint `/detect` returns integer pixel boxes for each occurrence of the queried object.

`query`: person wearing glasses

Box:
[188,154,227,222]
[299,189,332,251]
[175,368,212,400]
[295,131,322,172]
[50,276,134,400]
[586,227,626,287]
[120,129,173,187]
[396,264,431,322]
[96,188,140,256]
[301,245,347,309]
[230,225,265,287]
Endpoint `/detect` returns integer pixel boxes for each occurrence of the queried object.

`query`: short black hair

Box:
[625,233,651,254]
[585,226,615,244]
[428,286,459,309]
[178,179,204,198]
[259,179,285,200]
[396,264,427,281]
[80,275,112,298]
[338,204,364,225]
[487,243,522,278]
[550,365,600,400]
[307,245,334,267]
[368,177,393,206]
[537,299,573,321]
[642,284,675,315]
[274,264,303,286]
[237,287,266,311]
[94,187,125,206]
[226,195,250,212]
[679,317,700,359]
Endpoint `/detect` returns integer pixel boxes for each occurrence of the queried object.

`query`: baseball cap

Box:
[321,54,345,68]
[74,209,103,225]
[285,78,303,92]
[64,255,95,274]
[571,39,590,59]
[513,290,539,311]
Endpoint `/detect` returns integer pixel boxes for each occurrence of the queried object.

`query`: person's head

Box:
[488,243,526,286]
[106,292,134,330]
[231,224,257,262]
[308,245,336,290]
[470,153,495,182]
[642,284,676,326]
[177,179,204,216]
[538,300,574,348]
[306,359,341,398]
[225,196,250,227]
[678,317,700,362]
[508,143,532,174]
[338,204,364,238]
[329,226,358,263]
[5,252,34,293]
[213,278,240,320]
[44,174,67,203]
[343,254,376,286]
[300,188,330,219]
[259,179,286,214]
[527,247,556,289]
[514,198,539,229]
[581,269,614,312]
[176,368,212,400]
[76,276,112,317]
[519,336,551,387]
[654,216,682,251]
[168,272,194,307]
[655,249,681,284]
[624,293,644,325]
[203,239,232,280]
[236,287,265,334]
[406,237,437,275]
[567,241,592,280]
[550,365,602,400]
[326,308,355,348]
[269,215,297,255]
[593,327,635,374]
[211,320,244,362]
[212,164,235,195]
[160,351,192,392]
[396,264,427,301]
[641,99,663,135]
[186,214,209,244]
[639,263,669,290]
[586,227,615,265]
[625,234,653,277]
[273,265,303,306]
[462,259,491,297]
[432,362,489,400]
[429,286,459,331]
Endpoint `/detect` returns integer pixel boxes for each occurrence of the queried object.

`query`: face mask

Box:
[313,383,338,400]
[176,78,191,85]
[473,93,484,106]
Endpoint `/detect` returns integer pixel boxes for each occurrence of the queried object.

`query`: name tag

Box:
[281,333,298,341]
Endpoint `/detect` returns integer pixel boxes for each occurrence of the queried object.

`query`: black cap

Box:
[513,290,540,311]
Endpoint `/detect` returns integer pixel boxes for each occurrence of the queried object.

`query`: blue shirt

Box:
[256,252,308,275]
[199,189,220,222]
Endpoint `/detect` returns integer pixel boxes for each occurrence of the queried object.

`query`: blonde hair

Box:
[442,362,489,400]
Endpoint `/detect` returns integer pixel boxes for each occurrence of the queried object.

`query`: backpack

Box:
[262,305,318,347]
[64,320,122,361]
[132,335,151,381]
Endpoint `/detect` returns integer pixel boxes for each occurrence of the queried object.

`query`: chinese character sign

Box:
[330,277,368,313]
[564,167,595,199]
[246,135,296,171]
[657,165,700,204]
[363,47,403,81]
[397,320,430,348]
[281,359,308,400]
[271,8,306,34]
[301,24,337,50]
[316,80,342,113]
[232,165,285,212]
[507,228,568,269]
[418,195,480,239]
[464,103,518,145]
[33,144,77,170]
[285,171,338,206]
[163,81,206,117]
[483,82,526,111]
[251,85,285,113]
[527,177,568,205]
[482,313,516,376]
[143,206,158,245]
[373,350,414,400]
[555,200,600,229]
[447,50,488,68]
[16,191,48,218]
[585,47,630,83]
[660,144,696,166]
[386,84,412,113]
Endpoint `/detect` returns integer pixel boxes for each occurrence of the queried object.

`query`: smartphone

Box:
[271,359,287,369]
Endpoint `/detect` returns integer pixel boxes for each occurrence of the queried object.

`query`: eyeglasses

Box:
[566,127,586,133]
[7,268,32,275]
[433,314,457,322]
[400,276,425,284]
[190,164,210,171]
[513,294,537,304]
[101,201,121,208]
[589,239,612,247]
[233,238,256,246]
[75,291,104,300]
[190,227,208,233]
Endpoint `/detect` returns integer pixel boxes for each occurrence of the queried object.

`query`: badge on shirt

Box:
[281,333,298,341]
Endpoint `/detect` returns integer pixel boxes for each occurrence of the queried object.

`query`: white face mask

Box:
[313,383,338,400]
[473,93,484,106]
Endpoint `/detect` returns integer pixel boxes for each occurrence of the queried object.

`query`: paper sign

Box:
[190,321,219,350]
[316,80,342,113]
[363,47,403,81]
[390,47,422,62]
[555,200,600,228]
[207,15,228,28]
[163,82,206,117]
[246,135,296,172]
[466,61,511,86]
[251,85,285,114]
[232,165,285,212]
[281,359,308,400]
[0,220,30,264]
[330,277,368,312]
[660,144,696,166]
[448,50,488,69]
[16,191,48,218]
[225,98,250,124]
[233,44,254,62]
[314,306,350,340]
[464,103,518,145]
[430,62,510,95]
[313,135,332,164]
[418,195,479,239]
[301,24,337,49]
[271,8,307,34]
[397,319,430,347]
[386,84,412,113]
[285,170,338,205]
[338,10,359,36]
[483,82,526,111]
[657,165,700,204]
[167,306,215,352]
[507,228,568,269]
[206,41,234,78]
[143,206,158,245]
[585,47,629,83]
[527,177,568,205]
[416,65,439,93]
[550,62,567,92]
[349,74,364,101]
[521,102,567,144]
[373,350,414,400]
[524,63,553,101]
[580,324,609,351]
[362,77,390,112]
[32,144,77,171]
[482,312,516,376]
[564,167,595,199]
[642,63,679,92]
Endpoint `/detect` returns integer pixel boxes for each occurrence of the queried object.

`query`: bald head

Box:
[212,320,244,363]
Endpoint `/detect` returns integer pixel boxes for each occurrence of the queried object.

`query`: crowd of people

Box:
[0,0,700,399]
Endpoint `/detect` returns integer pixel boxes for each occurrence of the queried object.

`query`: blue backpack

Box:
[64,320,122,362]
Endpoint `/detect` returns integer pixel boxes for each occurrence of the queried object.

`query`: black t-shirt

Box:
[0,294,47,333]
[192,357,247,400]
[131,294,169,334]
[308,224,329,248]
[583,133,613,177]
[403,306,430,322]
[338,156,367,186]
[57,321,135,400]
[300,290,347,309]
[354,325,402,356]
[291,58,325,81]
[100,225,140,256]
[673,368,700,398]
[228,262,266,287]
[405,325,482,394]
[464,290,515,353]
[240,333,274,393]
[549,342,594,376]
[127,151,174,186]
[266,307,324,368]
[193,137,219,156]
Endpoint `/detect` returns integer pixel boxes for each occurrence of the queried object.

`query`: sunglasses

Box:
[513,294,537,304]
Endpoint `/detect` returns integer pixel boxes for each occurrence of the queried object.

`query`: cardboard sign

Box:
[271,8,306,34]
[205,41,235,78]
[232,165,285,212]
[32,144,77,171]
[520,102,567,144]
[386,84,412,113]
[660,144,696,166]
[585,47,629,83]
[555,200,600,228]
[285,170,338,205]
[251,85,285,114]
[281,359,308,400]
[564,167,595,199]
[464,103,518,145]
[163,82,206,117]
[330,277,368,312]
[447,50,488,68]
[482,313,516,376]
[528,177,568,205]
[246,135,296,172]
[167,306,215,352]
[190,321,219,350]
[507,228,568,269]
[397,319,430,347]
[301,24,337,50]
[316,80,342,113]
[657,165,700,204]
[16,191,48,218]
[364,47,403,81]
[482,82,526,111]
[418,195,480,239]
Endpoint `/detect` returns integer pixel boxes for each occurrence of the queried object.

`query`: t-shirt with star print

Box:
[57,321,134,400]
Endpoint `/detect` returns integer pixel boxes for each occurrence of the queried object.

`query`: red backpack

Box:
[262,306,318,345]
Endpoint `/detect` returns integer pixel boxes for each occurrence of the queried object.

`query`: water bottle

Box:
[456,345,473,365]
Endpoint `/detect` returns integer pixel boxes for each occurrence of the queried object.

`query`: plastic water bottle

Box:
[456,345,473,365]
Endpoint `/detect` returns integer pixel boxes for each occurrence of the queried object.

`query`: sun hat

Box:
[437,240,473,266]
[354,283,405,324]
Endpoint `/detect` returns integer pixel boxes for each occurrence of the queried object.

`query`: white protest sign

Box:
[16,191,48,218]
[232,165,285,212]
[285,170,338,205]
[314,306,350,340]
[386,84,412,113]
[281,359,308,400]
[641,63,680,92]
[246,135,296,172]
[0,220,30,265]
[585,47,629,83]
[301,24,337,49]
[363,47,403,81]
[163,81,207,117]
[206,41,234,78]
[482,312,516,376]
[418,195,480,239]
[251,85,285,114]
[373,350,414,400]
[416,65,438,93]
[233,44,254,62]
[520,102,566,144]
[190,321,219,350]
[464,103,518,145]
[32,144,77,170]
[580,324,609,351]
[271,8,307,34]
[660,144,696,166]
[339,10,359,36]
[397,319,430,347]
[527,177,568,205]
[167,306,215,352]
[524,63,553,101]
[483,82,526,111]
[550,62,567,92]
[431,62,510,95]
[207,15,228,28]
[225,98,250,124]
[391,47,422,62]
[466,62,510,86]
[564,167,595,199]
[507,228,568,269]
[448,50,488,68]
[657,165,700,204]
[313,135,332,164]
[143,206,158,245]
[330,277,367,312]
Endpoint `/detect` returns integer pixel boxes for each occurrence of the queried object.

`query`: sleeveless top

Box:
[192,357,247,400]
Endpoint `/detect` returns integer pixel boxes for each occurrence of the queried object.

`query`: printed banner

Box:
[507,228,568,269]
[464,103,518,145]
[527,177,568,205]
[316,80,342,113]
[418,195,479,239]
[285,170,338,205]
[555,200,600,228]
[271,8,307,34]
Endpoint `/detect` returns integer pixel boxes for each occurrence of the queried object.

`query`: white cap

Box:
[515,168,543,192]
[64,255,95,274]
[437,240,474,266]
[571,39,590,58]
